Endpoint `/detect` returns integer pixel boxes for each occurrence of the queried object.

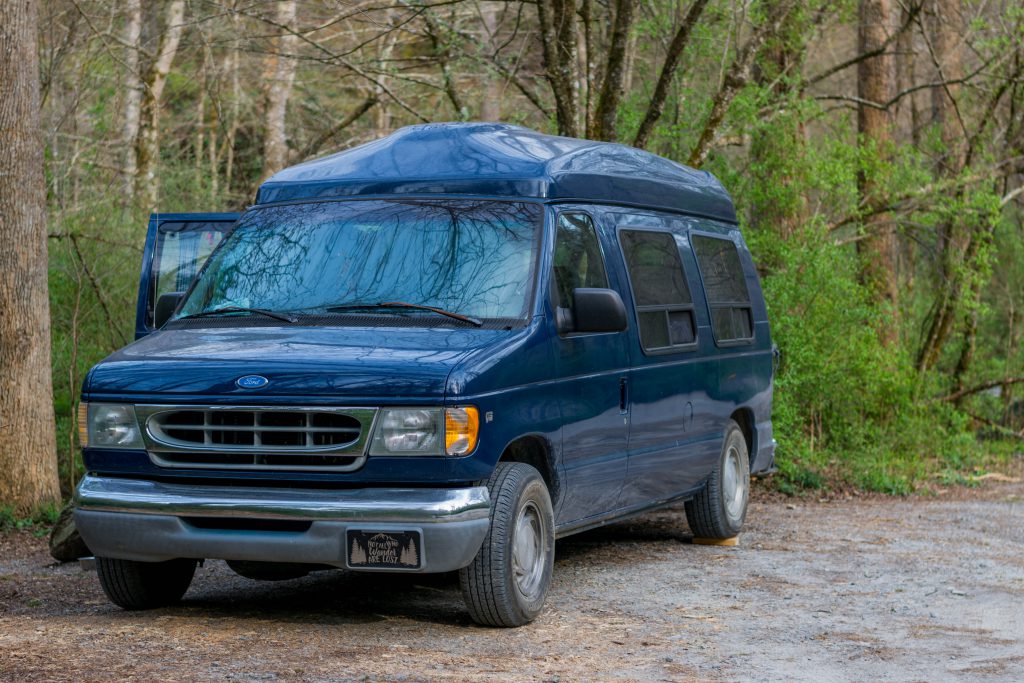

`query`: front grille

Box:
[137,405,375,472]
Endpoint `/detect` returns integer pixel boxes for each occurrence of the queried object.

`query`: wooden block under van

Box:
[692,536,739,546]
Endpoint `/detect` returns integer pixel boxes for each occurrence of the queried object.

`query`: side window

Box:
[691,234,753,343]
[619,229,696,352]
[552,212,609,312]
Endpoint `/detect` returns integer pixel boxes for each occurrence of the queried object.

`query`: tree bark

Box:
[589,0,638,141]
[222,14,241,196]
[856,0,900,345]
[536,0,579,137]
[133,0,186,210]
[633,0,710,150]
[0,0,61,514]
[687,2,793,168]
[894,3,921,146]
[929,0,965,174]
[121,0,142,199]
[917,0,969,370]
[479,1,503,121]
[260,0,298,182]
[425,11,466,120]
[748,6,808,241]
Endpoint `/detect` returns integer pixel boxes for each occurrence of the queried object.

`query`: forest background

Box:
[3,0,1023,514]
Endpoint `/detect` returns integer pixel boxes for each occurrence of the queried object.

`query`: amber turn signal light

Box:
[77,402,89,448]
[444,406,479,456]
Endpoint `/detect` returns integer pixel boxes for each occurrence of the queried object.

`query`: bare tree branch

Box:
[633,0,710,149]
[687,1,796,168]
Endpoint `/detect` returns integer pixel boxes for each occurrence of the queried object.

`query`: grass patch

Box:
[0,503,61,536]
[770,436,1019,496]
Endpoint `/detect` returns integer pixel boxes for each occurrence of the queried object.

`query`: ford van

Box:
[75,123,776,627]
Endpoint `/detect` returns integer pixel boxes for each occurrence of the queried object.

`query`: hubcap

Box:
[722,444,748,526]
[511,501,546,600]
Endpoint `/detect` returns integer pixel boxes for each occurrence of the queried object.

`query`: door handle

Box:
[619,377,628,413]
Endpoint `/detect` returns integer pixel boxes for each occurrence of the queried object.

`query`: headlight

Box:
[87,403,144,449]
[369,407,480,456]
[370,408,443,455]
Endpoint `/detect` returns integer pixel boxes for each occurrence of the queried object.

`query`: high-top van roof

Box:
[256,123,737,224]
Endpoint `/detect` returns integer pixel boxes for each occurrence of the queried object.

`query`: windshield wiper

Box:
[326,301,483,327]
[178,306,297,324]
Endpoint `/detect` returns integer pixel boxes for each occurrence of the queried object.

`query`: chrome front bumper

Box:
[74,475,491,572]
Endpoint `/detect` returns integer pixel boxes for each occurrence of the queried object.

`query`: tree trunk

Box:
[121,0,142,200]
[260,0,298,182]
[0,0,61,514]
[633,0,710,149]
[222,16,241,197]
[929,0,965,175]
[894,3,920,146]
[917,0,968,371]
[589,0,638,141]
[856,0,900,345]
[479,2,503,121]
[536,0,579,137]
[748,7,808,241]
[425,11,466,120]
[687,1,792,168]
[133,0,186,210]
[580,0,594,134]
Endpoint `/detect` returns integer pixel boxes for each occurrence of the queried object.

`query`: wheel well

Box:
[730,408,756,466]
[498,436,560,505]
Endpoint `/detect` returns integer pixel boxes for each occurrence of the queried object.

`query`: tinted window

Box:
[620,230,691,306]
[619,229,696,352]
[552,212,609,311]
[692,234,754,342]
[177,200,542,322]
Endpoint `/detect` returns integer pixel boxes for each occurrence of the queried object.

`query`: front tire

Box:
[96,557,197,610]
[685,421,750,538]
[459,462,554,627]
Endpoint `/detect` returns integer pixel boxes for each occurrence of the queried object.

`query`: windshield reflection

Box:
[177,200,542,322]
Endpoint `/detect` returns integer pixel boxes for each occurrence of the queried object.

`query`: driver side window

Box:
[552,212,609,314]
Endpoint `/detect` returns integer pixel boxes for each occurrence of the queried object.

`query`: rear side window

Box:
[552,212,609,312]
[619,229,696,352]
[692,235,753,343]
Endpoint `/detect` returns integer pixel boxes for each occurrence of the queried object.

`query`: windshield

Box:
[176,199,543,322]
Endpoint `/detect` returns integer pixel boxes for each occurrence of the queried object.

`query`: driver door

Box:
[135,213,239,338]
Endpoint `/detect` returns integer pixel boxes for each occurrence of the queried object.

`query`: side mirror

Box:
[571,288,628,333]
[154,292,184,329]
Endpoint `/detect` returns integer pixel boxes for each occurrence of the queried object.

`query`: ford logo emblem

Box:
[236,375,269,389]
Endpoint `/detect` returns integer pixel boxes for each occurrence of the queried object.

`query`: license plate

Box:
[347,530,422,569]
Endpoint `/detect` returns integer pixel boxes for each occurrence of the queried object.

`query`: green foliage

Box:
[49,205,146,497]
[0,503,60,536]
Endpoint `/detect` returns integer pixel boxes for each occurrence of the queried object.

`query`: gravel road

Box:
[1,478,1022,682]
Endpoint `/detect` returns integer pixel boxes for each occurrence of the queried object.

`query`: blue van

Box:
[75,123,775,627]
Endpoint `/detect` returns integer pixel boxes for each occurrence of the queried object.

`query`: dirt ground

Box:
[1,477,1022,683]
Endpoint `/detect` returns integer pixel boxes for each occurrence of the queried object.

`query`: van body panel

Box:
[257,123,737,223]
[90,325,499,398]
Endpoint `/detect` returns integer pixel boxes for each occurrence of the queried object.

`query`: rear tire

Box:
[96,557,197,610]
[459,462,554,627]
[685,421,750,538]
